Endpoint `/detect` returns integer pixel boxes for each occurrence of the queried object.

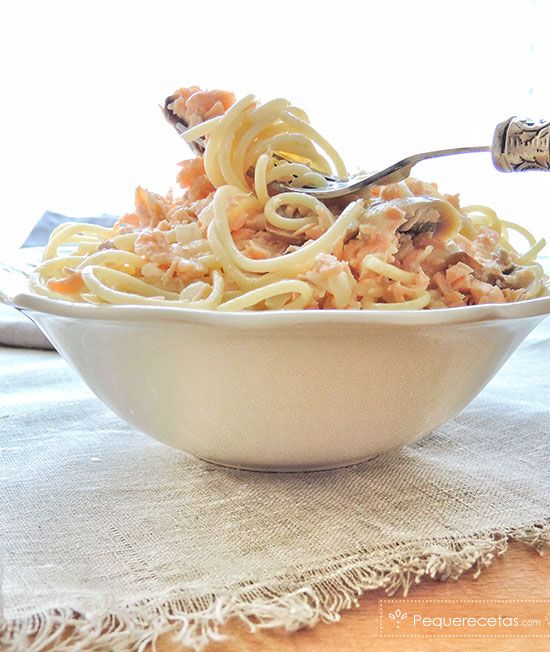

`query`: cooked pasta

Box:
[32,86,548,311]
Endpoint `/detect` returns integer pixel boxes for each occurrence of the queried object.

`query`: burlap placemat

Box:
[1,319,549,651]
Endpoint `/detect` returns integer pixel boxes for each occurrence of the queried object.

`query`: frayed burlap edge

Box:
[1,522,548,652]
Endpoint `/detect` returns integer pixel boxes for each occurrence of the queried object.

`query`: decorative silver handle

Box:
[492,117,550,172]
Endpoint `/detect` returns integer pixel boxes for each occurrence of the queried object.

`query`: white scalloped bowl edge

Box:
[7,291,550,471]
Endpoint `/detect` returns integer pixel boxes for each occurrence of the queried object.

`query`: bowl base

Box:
[196,454,379,473]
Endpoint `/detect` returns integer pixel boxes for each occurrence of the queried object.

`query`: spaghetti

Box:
[32,87,548,311]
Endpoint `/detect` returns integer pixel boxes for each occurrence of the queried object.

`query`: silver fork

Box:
[296,116,549,199]
[162,98,550,199]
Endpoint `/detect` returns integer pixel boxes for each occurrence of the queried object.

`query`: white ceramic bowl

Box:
[4,277,550,470]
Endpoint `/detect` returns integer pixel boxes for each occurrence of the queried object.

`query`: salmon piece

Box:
[405,178,439,197]
[171,86,202,104]
[47,272,85,294]
[445,262,474,291]
[118,212,140,227]
[443,193,460,209]
[444,251,484,275]
[400,244,433,272]
[242,240,274,259]
[232,227,256,242]
[471,227,501,262]
[380,184,411,201]
[168,87,236,127]
[469,279,506,304]
[236,230,287,258]
[186,89,235,120]
[189,176,215,201]
[386,205,407,222]
[175,257,208,283]
[135,230,171,263]
[431,272,467,307]
[176,158,215,200]
[167,86,201,122]
[383,282,411,303]
[304,254,351,284]
[135,187,168,228]
[342,239,372,272]
[177,158,207,188]
[304,254,358,308]
[361,233,395,254]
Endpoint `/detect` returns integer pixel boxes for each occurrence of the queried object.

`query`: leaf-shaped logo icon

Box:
[388,609,408,626]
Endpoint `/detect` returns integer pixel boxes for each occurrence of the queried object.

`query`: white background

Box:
[1,0,549,255]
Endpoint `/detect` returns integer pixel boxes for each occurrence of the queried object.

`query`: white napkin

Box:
[0,305,52,349]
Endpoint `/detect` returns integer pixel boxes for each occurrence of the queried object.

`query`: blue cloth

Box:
[22,211,118,248]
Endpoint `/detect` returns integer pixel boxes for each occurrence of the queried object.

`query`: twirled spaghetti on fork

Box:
[32,86,548,311]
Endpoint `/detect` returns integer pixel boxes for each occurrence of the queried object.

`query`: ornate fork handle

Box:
[492,117,550,172]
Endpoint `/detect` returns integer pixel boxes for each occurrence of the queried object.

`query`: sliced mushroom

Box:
[444,249,537,292]
[265,223,307,245]
[395,197,462,240]
[364,197,461,241]
[444,251,485,275]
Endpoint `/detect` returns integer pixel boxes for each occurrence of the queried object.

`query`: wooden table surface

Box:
[155,542,549,652]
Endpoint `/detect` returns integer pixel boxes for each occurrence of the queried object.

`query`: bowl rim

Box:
[2,247,549,327]
[6,291,550,327]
